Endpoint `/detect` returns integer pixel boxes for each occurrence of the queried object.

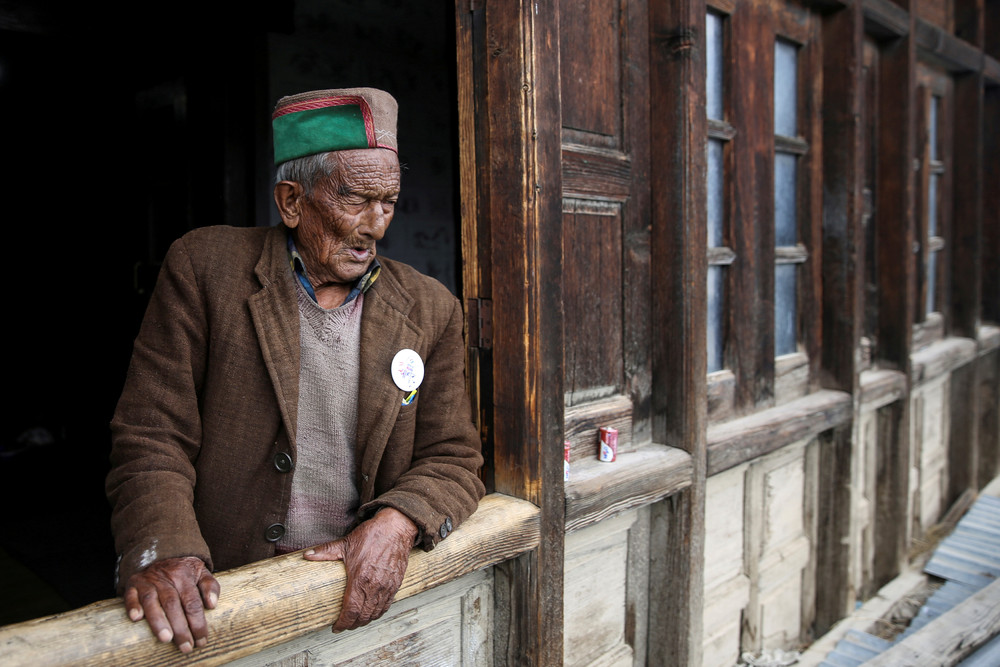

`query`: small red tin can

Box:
[599,426,618,462]
[564,441,572,481]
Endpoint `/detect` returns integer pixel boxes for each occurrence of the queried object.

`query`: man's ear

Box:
[274,181,305,229]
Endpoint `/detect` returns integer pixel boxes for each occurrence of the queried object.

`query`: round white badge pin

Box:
[391,349,424,392]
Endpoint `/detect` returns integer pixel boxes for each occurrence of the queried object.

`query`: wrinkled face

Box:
[288,149,401,289]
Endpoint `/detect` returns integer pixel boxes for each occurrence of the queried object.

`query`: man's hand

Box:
[304,507,418,632]
[124,555,220,653]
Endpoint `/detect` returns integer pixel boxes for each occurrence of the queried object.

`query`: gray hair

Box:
[275,152,336,195]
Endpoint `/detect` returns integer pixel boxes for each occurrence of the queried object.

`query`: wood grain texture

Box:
[707,389,853,476]
[859,368,908,409]
[914,17,983,72]
[647,0,708,662]
[820,1,865,395]
[950,69,984,340]
[0,494,539,667]
[480,0,566,663]
[863,578,1000,666]
[874,29,917,373]
[564,444,693,532]
[862,0,911,38]
[910,336,977,384]
[564,394,634,463]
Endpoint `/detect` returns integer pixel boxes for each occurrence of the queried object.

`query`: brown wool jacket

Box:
[107,225,485,591]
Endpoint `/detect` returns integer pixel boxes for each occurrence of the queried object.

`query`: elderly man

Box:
[106,87,485,653]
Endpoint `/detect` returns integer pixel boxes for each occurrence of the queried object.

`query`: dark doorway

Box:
[1,0,460,624]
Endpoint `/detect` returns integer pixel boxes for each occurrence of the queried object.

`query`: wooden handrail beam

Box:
[0,493,540,667]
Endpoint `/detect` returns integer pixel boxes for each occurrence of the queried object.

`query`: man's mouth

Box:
[348,246,372,261]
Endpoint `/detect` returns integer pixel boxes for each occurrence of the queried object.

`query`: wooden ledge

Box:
[707,390,852,476]
[0,493,539,667]
[910,337,978,385]
[564,444,693,533]
[979,325,1000,354]
[859,368,908,410]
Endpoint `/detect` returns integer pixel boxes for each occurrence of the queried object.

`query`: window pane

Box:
[708,265,725,372]
[775,152,797,246]
[708,138,724,248]
[774,40,798,137]
[928,173,938,238]
[706,12,724,121]
[775,263,797,356]
[926,250,938,315]
[929,96,939,161]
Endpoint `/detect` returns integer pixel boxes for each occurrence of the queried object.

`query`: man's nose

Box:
[358,201,390,239]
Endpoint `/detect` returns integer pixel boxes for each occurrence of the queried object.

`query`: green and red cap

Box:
[271,87,398,165]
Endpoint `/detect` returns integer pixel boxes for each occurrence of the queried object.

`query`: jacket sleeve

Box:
[106,236,213,593]
[357,294,486,550]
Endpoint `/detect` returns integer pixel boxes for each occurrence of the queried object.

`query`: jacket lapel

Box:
[356,264,423,498]
[248,226,301,443]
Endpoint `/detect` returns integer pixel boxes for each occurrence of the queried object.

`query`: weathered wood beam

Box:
[647,0,708,663]
[910,336,978,384]
[862,0,910,39]
[707,389,853,475]
[914,17,984,73]
[985,85,1000,324]
[564,444,693,532]
[821,0,865,394]
[480,0,565,664]
[863,578,1000,666]
[813,424,854,634]
[0,493,540,667]
[859,368,908,408]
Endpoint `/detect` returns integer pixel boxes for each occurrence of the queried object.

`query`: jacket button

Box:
[265,523,286,542]
[274,452,293,473]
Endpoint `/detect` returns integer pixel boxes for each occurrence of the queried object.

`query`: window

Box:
[773,38,807,358]
[707,9,735,374]
[913,67,951,347]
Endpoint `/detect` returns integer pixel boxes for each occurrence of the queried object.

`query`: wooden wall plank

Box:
[648,0,707,663]
[478,0,566,664]
[820,2,865,393]
[948,70,983,340]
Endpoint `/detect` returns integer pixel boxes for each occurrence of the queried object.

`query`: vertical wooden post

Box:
[820,2,864,395]
[950,69,983,342]
[813,1,864,635]
[472,1,566,664]
[875,16,917,575]
[983,85,1000,326]
[648,0,707,664]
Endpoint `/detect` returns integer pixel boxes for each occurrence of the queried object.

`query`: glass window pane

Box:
[929,96,939,161]
[775,152,797,246]
[708,265,725,372]
[774,40,798,137]
[775,263,797,356]
[706,12,724,121]
[926,251,938,315]
[928,173,938,237]
[708,138,725,248]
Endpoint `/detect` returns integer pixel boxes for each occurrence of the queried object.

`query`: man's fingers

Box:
[197,571,221,610]
[303,538,346,562]
[137,584,175,644]
[123,586,144,622]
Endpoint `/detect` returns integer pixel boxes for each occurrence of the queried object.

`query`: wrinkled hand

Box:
[124,555,220,653]
[304,507,418,632]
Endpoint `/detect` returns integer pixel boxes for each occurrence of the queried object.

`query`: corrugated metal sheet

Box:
[817,493,1000,665]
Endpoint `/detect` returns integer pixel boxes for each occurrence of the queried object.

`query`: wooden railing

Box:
[0,494,540,666]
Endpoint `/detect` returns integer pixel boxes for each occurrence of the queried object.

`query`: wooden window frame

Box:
[706,0,822,422]
[707,7,735,378]
[913,66,953,350]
